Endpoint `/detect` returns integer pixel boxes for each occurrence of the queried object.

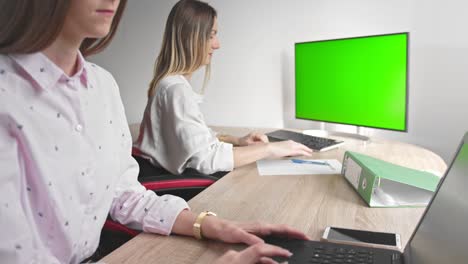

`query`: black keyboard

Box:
[264,236,402,264]
[266,130,344,152]
[308,246,374,264]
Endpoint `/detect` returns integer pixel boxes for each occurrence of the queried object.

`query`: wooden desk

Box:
[103,127,446,264]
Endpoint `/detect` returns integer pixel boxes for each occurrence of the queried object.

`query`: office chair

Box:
[96,152,228,260]
[133,153,228,200]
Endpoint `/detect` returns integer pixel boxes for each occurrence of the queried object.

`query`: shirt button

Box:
[75,124,83,132]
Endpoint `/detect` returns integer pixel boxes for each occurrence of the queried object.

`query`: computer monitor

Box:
[295,32,408,132]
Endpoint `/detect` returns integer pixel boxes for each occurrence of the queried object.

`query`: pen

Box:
[291,158,336,170]
[291,159,329,166]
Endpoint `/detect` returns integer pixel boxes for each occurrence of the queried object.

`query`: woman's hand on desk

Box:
[232,138,312,168]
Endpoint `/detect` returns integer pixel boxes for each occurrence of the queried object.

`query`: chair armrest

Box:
[103,219,140,237]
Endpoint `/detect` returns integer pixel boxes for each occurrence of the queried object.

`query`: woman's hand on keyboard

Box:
[268,140,313,158]
[213,243,292,264]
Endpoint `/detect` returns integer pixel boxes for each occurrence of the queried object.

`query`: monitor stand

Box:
[303,123,370,141]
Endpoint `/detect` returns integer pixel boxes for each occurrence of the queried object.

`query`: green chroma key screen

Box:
[295,32,408,131]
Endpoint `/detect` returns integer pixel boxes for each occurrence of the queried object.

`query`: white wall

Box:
[91,0,468,163]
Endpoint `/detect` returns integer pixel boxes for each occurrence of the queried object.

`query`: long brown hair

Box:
[0,0,127,57]
[147,0,217,98]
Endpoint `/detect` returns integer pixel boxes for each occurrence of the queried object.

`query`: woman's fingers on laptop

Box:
[242,243,292,261]
[214,243,292,264]
[266,223,311,240]
[259,256,279,264]
[237,222,310,241]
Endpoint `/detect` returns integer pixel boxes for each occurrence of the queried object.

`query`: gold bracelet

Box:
[217,134,229,143]
[193,211,217,240]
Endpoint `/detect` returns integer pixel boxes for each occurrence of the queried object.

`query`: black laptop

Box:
[266,132,468,264]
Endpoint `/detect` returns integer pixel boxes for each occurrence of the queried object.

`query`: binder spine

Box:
[342,151,375,205]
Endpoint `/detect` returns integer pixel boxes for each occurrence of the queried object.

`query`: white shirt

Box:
[134,75,234,175]
[0,53,189,263]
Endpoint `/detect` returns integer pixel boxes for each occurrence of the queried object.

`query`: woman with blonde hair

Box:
[134,0,313,176]
[0,0,307,263]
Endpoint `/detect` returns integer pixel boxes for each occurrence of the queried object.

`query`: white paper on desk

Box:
[257,159,342,176]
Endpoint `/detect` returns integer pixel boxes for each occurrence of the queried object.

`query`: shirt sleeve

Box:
[107,77,189,235]
[108,154,189,235]
[157,84,234,174]
[0,115,60,264]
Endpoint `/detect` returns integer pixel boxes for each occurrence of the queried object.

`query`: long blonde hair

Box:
[147,0,217,98]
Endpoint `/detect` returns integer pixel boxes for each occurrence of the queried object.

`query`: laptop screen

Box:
[405,133,468,263]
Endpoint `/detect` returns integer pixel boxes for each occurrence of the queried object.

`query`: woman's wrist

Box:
[200,215,227,240]
[231,135,242,146]
[218,134,240,145]
[265,142,274,157]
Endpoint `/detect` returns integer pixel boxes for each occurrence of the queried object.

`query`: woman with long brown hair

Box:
[0,0,307,263]
[134,0,313,176]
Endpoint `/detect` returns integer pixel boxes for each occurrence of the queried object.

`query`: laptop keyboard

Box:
[264,236,401,264]
[309,245,374,263]
[266,130,344,152]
